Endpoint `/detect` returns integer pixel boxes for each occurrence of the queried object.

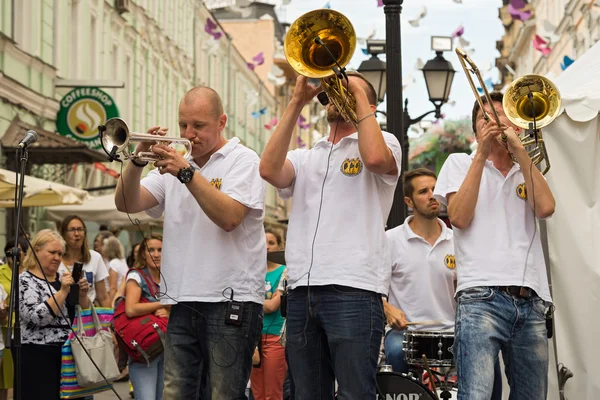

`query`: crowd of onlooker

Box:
[0,215,292,400]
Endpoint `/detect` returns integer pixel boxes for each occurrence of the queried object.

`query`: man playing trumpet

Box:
[115,86,266,400]
[434,92,555,400]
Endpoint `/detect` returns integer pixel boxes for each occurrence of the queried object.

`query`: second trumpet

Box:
[101,118,193,162]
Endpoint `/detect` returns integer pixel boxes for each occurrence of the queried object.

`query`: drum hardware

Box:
[403,331,455,367]
[421,355,440,400]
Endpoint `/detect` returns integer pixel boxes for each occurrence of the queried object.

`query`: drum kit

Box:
[377,331,458,400]
[267,251,458,399]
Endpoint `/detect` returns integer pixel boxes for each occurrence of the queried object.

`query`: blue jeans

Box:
[455,286,549,400]
[129,353,164,400]
[162,301,263,400]
[385,329,503,399]
[286,285,384,399]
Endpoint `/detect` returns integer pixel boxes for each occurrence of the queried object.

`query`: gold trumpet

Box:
[456,48,561,174]
[101,118,193,162]
[284,9,358,125]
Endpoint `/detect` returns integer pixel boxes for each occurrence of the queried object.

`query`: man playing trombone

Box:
[260,71,402,398]
[115,86,266,399]
[434,91,555,400]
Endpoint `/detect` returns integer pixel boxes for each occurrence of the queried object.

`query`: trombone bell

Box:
[101,118,193,163]
[284,9,358,125]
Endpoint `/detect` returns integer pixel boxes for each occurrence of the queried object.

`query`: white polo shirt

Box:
[278,131,402,294]
[141,137,266,304]
[386,217,456,331]
[433,153,552,302]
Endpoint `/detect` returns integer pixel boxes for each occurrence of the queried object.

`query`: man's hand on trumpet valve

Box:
[152,144,191,177]
[134,126,169,155]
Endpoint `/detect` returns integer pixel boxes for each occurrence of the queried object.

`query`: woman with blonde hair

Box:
[19,229,90,399]
[59,215,111,307]
[125,233,169,400]
[103,237,129,301]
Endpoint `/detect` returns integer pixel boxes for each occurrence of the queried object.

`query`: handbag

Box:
[113,269,167,365]
[70,305,120,387]
[60,306,116,398]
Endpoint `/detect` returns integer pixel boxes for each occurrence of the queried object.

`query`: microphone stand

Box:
[7,147,29,400]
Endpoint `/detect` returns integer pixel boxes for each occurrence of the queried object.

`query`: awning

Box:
[0,168,90,207]
[44,194,162,229]
[1,116,108,165]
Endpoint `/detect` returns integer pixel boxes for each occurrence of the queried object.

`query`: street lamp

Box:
[358,40,387,104]
[395,36,455,226]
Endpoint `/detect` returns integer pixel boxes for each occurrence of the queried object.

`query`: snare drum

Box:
[376,372,436,399]
[403,330,455,367]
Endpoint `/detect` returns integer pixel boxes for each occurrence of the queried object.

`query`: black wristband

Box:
[130,159,148,168]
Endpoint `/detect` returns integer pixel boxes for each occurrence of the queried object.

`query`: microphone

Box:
[18,130,38,149]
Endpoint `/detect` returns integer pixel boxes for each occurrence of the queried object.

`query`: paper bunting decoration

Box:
[361,48,368,55]
[323,1,331,9]
[408,6,427,27]
[247,52,265,71]
[539,20,561,44]
[453,0,463,3]
[202,38,221,56]
[282,0,292,4]
[244,89,259,107]
[310,115,321,124]
[508,0,534,22]
[458,37,470,48]
[447,99,457,107]
[377,0,384,6]
[297,115,310,130]
[560,55,575,70]
[533,35,552,56]
[451,25,464,39]
[415,58,425,70]
[476,78,495,94]
[265,117,278,130]
[251,107,267,119]
[205,18,222,40]
[296,136,307,148]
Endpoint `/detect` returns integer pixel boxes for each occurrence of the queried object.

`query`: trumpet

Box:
[456,48,561,174]
[100,118,193,162]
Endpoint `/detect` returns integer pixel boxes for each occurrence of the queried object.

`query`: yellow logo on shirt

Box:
[340,158,363,176]
[210,178,222,190]
[516,182,527,200]
[444,254,456,270]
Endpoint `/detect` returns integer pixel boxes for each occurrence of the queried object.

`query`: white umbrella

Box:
[44,194,162,229]
[0,168,90,208]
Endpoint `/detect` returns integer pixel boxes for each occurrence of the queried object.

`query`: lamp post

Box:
[381,0,404,229]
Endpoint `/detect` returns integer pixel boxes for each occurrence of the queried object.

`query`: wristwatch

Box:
[177,165,195,184]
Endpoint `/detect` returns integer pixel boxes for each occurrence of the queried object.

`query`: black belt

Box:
[498,286,536,299]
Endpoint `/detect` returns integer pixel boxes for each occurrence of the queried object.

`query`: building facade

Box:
[0,0,278,243]
[495,0,599,86]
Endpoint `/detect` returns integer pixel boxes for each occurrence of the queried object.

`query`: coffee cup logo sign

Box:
[56,87,119,150]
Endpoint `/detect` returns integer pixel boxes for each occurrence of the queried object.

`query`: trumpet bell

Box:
[503,74,561,130]
[284,9,356,79]
[101,118,131,153]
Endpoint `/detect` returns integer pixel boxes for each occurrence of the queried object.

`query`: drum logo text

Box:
[376,394,421,400]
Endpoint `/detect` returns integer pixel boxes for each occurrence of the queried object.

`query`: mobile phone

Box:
[67,262,84,306]
[72,262,84,282]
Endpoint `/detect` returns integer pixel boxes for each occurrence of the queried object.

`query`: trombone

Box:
[100,118,193,162]
[455,48,561,174]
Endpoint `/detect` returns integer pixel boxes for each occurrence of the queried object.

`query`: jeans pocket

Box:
[531,297,547,319]
[457,286,495,304]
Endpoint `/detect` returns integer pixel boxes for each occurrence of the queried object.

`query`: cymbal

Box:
[267,250,286,265]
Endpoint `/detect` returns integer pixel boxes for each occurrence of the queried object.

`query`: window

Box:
[90,14,97,77]
[70,0,80,78]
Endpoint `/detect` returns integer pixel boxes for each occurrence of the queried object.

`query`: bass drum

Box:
[376,372,436,399]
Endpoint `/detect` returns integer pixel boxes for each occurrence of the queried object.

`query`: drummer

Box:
[384,169,501,398]
[384,169,456,373]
